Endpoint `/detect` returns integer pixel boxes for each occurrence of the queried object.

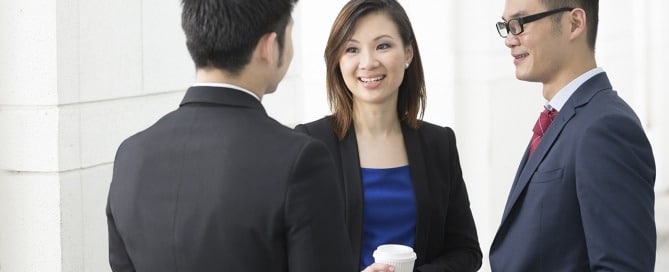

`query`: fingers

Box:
[361,262,395,272]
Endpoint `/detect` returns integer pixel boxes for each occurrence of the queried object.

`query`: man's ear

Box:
[568,8,587,40]
[254,32,278,64]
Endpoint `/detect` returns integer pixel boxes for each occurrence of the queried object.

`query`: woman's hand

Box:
[361,263,395,272]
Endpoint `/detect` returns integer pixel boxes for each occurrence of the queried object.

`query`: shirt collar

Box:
[546,67,604,111]
[191,82,261,101]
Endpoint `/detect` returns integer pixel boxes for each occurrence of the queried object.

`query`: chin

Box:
[265,85,278,94]
[515,71,536,82]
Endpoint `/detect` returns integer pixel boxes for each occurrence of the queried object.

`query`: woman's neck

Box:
[352,102,401,137]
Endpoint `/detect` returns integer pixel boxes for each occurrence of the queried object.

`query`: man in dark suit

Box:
[491,0,656,271]
[106,0,353,271]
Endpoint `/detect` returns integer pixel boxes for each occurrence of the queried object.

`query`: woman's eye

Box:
[345,47,358,53]
[377,43,391,50]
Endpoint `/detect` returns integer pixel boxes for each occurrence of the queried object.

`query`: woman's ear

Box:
[405,44,414,67]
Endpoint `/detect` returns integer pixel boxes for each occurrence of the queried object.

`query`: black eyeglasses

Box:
[496,7,574,38]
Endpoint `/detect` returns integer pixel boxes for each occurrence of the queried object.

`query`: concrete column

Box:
[2,0,192,271]
[0,0,63,271]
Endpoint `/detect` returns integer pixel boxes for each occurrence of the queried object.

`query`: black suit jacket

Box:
[107,86,353,272]
[490,73,656,271]
[295,117,482,272]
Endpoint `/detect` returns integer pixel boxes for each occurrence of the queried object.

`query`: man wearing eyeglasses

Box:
[489,0,656,271]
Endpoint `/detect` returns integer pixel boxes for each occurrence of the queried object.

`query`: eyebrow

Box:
[501,10,527,21]
[348,34,395,43]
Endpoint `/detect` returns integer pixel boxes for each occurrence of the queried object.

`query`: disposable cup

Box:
[372,244,417,272]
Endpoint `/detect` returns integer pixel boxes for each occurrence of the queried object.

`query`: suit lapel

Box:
[497,72,613,229]
[339,127,364,267]
[401,126,429,264]
[500,108,574,221]
[339,125,431,266]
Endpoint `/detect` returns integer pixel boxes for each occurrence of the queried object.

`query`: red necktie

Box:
[529,108,558,156]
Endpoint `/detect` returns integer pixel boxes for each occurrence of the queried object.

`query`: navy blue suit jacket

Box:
[489,73,656,271]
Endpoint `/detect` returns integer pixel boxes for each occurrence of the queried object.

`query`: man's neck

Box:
[542,55,597,101]
[194,68,265,100]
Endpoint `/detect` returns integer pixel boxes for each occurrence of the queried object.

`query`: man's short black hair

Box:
[541,0,598,50]
[181,0,298,74]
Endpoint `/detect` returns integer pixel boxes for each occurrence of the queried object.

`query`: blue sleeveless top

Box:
[359,165,416,269]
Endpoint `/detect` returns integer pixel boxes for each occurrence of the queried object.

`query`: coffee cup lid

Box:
[373,244,417,261]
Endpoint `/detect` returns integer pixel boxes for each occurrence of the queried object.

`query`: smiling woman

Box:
[338,13,412,112]
[294,0,483,271]
[322,0,426,140]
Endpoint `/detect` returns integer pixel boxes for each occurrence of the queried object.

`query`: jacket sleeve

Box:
[107,197,136,272]
[416,127,482,272]
[575,113,655,271]
[284,139,355,272]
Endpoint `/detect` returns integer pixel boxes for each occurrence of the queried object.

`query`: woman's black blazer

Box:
[295,117,482,272]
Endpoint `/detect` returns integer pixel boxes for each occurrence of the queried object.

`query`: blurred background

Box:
[1,0,667,271]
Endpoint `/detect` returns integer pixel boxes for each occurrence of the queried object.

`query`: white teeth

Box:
[360,76,384,82]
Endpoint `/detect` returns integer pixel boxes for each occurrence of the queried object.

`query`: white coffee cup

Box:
[372,244,417,272]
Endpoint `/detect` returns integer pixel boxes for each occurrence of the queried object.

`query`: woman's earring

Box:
[405,63,410,69]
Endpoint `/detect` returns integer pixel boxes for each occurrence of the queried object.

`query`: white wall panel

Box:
[79,0,142,102]
[0,106,59,172]
[294,1,343,123]
[141,0,194,94]
[0,1,58,106]
[79,92,184,167]
[0,172,62,271]
[56,0,82,105]
[81,165,113,272]
[60,170,85,272]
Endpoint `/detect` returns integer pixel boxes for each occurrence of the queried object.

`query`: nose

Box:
[358,49,379,70]
[505,34,519,48]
